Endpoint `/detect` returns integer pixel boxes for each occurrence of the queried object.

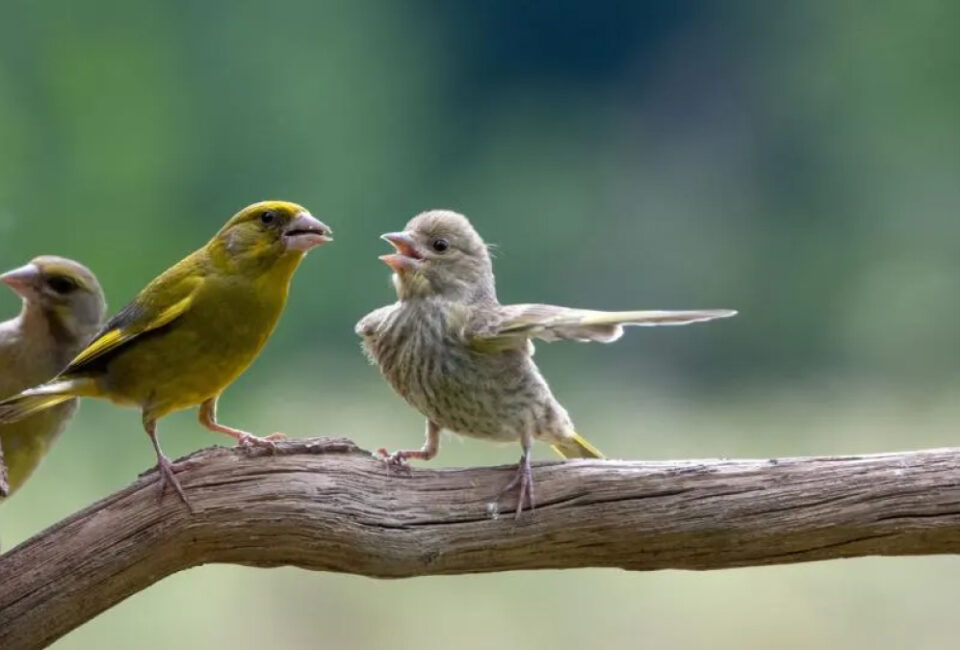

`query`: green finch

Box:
[357,210,736,516]
[0,257,106,499]
[0,201,332,508]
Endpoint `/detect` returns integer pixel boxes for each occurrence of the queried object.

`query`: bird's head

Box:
[1,256,106,342]
[380,210,495,301]
[214,201,332,274]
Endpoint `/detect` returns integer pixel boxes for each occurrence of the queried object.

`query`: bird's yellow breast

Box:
[0,402,77,494]
[98,272,289,419]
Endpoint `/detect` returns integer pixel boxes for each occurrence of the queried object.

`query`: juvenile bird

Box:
[0,257,106,499]
[357,210,736,516]
[0,201,332,508]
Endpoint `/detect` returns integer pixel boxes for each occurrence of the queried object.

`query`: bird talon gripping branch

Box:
[496,455,536,518]
[154,456,194,513]
[376,448,414,473]
[237,433,284,450]
[357,210,735,514]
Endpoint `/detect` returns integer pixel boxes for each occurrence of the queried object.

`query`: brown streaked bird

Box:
[356,210,736,517]
[0,201,331,509]
[0,257,106,500]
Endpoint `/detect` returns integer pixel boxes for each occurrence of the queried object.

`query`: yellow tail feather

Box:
[552,432,604,459]
[0,393,74,424]
[0,379,89,424]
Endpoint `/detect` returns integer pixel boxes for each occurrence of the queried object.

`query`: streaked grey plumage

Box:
[0,256,105,499]
[357,210,736,515]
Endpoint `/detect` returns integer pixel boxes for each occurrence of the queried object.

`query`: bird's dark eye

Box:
[47,276,77,295]
[260,210,278,225]
[431,238,450,253]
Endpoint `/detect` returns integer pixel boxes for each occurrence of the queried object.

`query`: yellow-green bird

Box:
[0,257,106,499]
[0,201,332,507]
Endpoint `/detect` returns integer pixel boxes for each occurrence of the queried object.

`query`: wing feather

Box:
[469,304,736,350]
[62,274,202,375]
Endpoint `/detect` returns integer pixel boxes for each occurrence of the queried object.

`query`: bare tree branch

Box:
[2,438,960,648]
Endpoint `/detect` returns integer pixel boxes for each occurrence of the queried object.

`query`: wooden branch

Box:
[3,439,960,648]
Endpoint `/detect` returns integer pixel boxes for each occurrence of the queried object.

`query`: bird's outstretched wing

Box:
[62,268,203,375]
[468,304,736,351]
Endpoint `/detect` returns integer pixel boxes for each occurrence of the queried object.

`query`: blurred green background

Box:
[1,0,959,647]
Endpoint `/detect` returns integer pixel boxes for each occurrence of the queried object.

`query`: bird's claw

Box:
[236,432,287,451]
[155,456,195,512]
[376,448,413,473]
[496,455,535,519]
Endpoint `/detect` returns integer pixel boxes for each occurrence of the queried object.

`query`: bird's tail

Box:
[552,432,604,459]
[0,379,92,424]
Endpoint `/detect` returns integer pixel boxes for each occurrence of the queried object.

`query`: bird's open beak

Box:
[283,212,333,252]
[0,263,40,299]
[380,232,422,273]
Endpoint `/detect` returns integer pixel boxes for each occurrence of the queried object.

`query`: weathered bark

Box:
[2,438,960,648]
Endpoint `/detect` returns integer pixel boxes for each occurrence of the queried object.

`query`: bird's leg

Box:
[496,432,536,518]
[378,420,440,470]
[199,396,286,450]
[143,416,193,512]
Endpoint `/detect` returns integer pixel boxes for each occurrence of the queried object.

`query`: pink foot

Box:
[236,432,287,450]
[155,455,196,512]
[376,448,414,472]
[497,454,535,519]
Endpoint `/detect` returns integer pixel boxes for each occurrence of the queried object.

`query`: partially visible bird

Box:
[357,210,736,516]
[0,257,106,500]
[0,201,332,509]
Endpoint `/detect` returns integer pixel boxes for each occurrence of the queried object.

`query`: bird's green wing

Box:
[62,270,203,374]
[469,304,736,352]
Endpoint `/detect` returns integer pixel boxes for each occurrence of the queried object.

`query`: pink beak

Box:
[283,212,333,252]
[0,263,40,298]
[380,232,422,273]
